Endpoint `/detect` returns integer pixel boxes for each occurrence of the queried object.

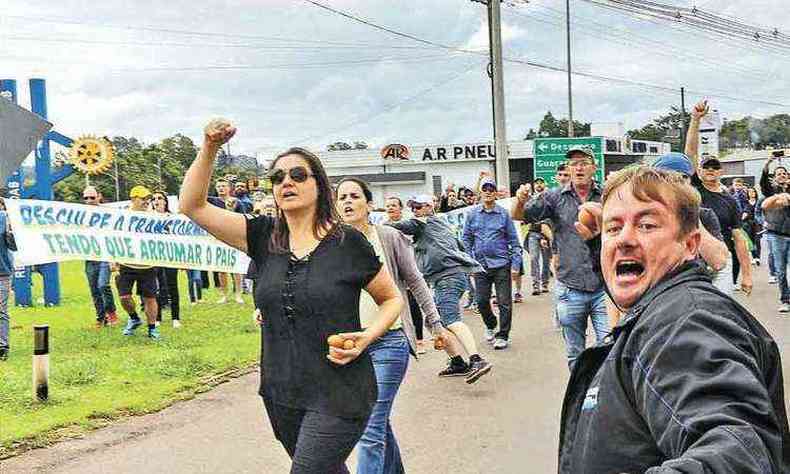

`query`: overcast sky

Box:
[2,0,789,160]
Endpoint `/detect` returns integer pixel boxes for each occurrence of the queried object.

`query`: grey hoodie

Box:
[388,216,482,284]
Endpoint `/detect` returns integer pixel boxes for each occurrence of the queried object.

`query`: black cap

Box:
[700,155,721,167]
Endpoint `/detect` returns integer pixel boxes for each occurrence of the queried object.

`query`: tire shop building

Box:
[312,137,670,207]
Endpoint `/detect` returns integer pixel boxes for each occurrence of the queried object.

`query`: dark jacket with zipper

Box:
[764,204,790,239]
[558,259,790,473]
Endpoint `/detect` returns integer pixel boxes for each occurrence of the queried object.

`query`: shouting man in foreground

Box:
[558,165,789,473]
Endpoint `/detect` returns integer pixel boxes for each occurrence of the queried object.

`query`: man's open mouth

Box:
[616,260,645,279]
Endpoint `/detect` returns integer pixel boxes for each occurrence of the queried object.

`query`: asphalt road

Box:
[4,262,790,474]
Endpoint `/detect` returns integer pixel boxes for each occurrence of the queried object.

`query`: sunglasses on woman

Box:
[268,166,314,186]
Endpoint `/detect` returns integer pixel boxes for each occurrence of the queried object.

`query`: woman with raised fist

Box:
[180,119,403,474]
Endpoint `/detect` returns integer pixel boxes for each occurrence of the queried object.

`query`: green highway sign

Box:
[534,137,605,188]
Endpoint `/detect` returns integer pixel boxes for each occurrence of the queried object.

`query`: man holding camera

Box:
[760,149,790,313]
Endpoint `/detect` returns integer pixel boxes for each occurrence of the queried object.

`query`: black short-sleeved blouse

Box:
[245,216,382,419]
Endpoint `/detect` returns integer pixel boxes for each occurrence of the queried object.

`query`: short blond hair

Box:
[602,165,700,237]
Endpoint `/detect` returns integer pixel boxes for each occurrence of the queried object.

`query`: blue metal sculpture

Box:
[0,78,75,306]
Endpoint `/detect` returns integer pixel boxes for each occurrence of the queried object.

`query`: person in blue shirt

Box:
[232,181,254,214]
[0,198,17,361]
[463,176,523,350]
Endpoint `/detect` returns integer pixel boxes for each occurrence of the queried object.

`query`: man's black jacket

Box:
[559,259,790,473]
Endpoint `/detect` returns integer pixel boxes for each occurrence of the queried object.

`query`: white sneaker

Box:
[216,296,228,304]
[416,340,427,355]
[235,295,245,304]
[190,301,197,306]
[493,338,509,350]
[484,328,496,343]
[172,320,182,329]
[780,303,790,313]
[769,276,778,284]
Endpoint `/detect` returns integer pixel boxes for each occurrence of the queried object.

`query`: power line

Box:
[578,0,790,53]
[300,0,484,54]
[574,0,790,60]
[2,53,466,72]
[114,55,461,72]
[506,2,784,83]
[303,0,790,108]
[0,34,439,51]
[0,13,434,49]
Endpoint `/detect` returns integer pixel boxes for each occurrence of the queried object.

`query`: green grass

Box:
[0,261,260,458]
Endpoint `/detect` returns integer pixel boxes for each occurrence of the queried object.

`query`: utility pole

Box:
[566,0,574,137]
[680,87,687,150]
[476,0,510,188]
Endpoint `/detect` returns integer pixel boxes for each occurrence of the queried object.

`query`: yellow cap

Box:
[129,185,151,199]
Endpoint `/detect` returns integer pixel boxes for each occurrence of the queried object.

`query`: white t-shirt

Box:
[359,227,402,330]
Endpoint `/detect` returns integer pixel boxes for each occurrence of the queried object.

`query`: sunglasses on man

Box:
[268,166,314,186]
[481,184,497,193]
[83,195,97,201]
[702,163,722,171]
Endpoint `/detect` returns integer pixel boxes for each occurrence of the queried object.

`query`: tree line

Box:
[525,110,790,153]
[54,135,263,203]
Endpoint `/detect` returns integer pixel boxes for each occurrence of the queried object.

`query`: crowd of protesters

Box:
[1,103,789,473]
[181,111,790,472]
[74,176,259,341]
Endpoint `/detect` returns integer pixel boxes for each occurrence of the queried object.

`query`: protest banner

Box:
[370,197,524,242]
[5,199,250,274]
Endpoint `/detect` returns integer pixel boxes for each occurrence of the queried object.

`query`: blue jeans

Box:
[466,274,476,305]
[356,330,410,474]
[554,281,609,369]
[768,234,777,277]
[433,272,468,327]
[527,233,551,286]
[85,261,116,322]
[187,269,202,303]
[0,276,10,349]
[768,233,790,303]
